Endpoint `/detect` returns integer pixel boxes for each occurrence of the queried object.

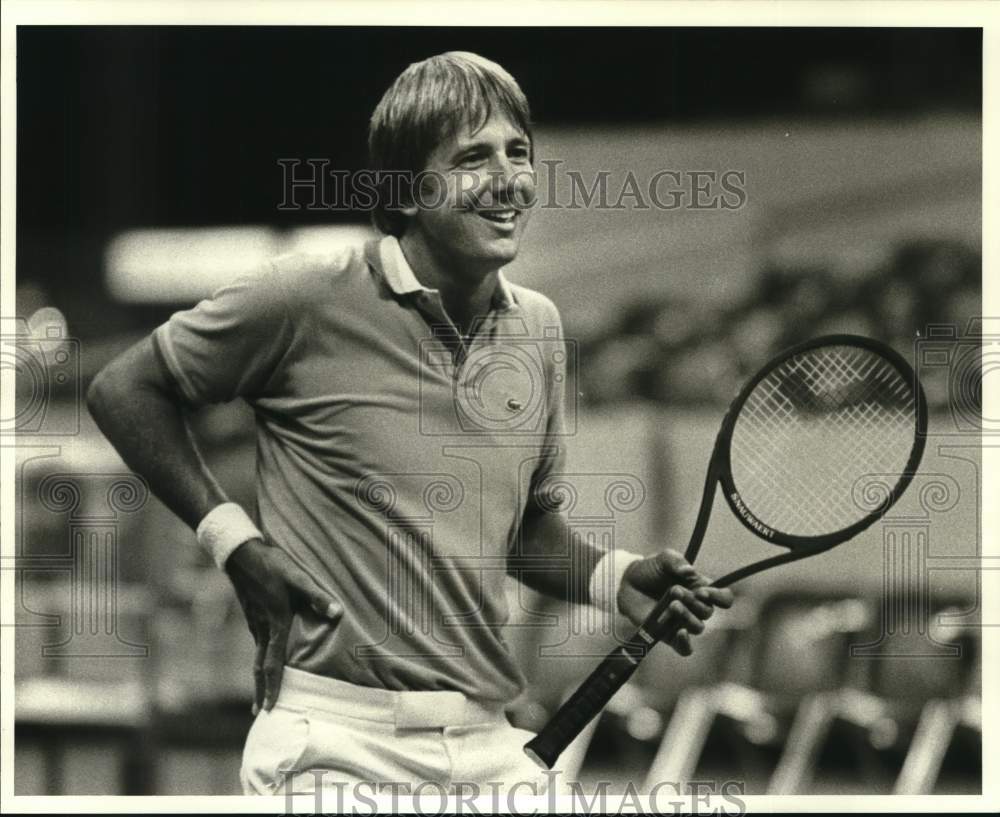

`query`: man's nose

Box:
[488,155,535,205]
[487,154,517,193]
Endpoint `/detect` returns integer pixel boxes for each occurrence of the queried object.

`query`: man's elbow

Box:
[87,336,169,425]
[86,364,120,425]
[87,349,144,425]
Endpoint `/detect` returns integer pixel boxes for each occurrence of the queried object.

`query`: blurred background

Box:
[11,27,982,796]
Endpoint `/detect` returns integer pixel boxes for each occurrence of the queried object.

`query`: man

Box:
[88,51,733,796]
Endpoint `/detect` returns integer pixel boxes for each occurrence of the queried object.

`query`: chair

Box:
[644,591,873,795]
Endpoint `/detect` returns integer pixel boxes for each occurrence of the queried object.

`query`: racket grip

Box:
[523,642,646,769]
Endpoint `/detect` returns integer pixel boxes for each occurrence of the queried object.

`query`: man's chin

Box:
[474,234,522,264]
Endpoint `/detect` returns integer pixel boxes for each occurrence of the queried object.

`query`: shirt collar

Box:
[492,270,518,312]
[368,235,519,312]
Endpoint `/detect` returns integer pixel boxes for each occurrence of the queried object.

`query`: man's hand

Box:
[225,538,342,713]
[617,549,734,657]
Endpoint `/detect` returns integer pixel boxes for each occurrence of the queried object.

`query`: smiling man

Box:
[87,51,732,797]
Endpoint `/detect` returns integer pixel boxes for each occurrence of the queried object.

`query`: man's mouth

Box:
[475,208,518,225]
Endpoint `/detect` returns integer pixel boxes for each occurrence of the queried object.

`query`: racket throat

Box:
[685,461,722,563]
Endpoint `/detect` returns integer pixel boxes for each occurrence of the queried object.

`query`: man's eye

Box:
[459,154,486,168]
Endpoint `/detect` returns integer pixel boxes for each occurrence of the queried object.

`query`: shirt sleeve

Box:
[152,262,293,406]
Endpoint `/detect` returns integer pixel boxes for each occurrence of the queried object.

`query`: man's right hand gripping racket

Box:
[524,334,927,770]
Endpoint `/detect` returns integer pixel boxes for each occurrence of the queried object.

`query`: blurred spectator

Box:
[653,335,742,405]
[809,305,877,344]
[727,304,786,379]
[651,300,709,351]
[580,237,980,410]
[944,286,980,332]
[758,264,837,347]
[579,335,660,406]
[893,240,980,317]
[863,275,921,351]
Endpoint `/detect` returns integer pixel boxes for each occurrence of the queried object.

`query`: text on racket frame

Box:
[729,491,775,539]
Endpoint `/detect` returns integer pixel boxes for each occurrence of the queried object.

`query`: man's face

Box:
[405,112,535,274]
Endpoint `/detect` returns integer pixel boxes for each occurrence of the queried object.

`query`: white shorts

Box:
[239,666,548,797]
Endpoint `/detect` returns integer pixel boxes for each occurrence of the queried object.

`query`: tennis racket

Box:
[524,334,927,769]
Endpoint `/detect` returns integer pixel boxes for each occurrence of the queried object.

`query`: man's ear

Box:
[398,180,418,218]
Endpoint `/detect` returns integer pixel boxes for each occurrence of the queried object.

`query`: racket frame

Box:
[715,333,928,556]
[523,334,927,769]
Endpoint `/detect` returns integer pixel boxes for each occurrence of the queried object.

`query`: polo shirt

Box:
[153,235,568,704]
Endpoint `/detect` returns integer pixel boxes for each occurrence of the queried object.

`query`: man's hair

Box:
[368,51,533,236]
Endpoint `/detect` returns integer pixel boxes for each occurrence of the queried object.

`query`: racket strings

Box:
[731,346,917,536]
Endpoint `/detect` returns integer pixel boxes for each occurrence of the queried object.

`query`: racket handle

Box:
[523,639,647,769]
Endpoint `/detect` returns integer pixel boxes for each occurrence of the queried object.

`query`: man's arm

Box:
[87,335,340,711]
[508,501,733,656]
[87,336,229,527]
[507,302,731,652]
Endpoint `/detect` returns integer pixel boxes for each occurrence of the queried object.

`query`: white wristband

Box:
[196,502,263,570]
[588,549,643,614]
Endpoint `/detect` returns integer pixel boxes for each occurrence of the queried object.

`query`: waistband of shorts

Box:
[277,665,508,728]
